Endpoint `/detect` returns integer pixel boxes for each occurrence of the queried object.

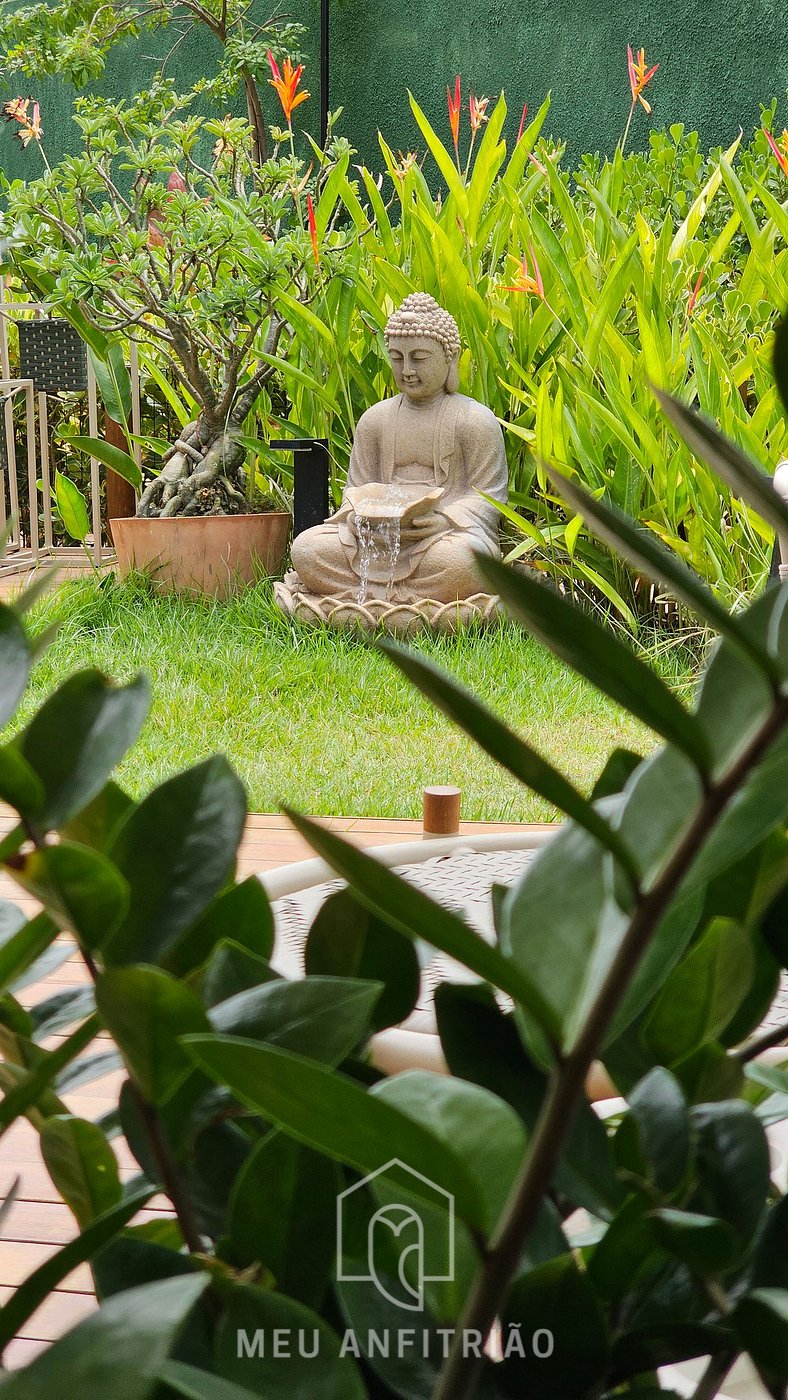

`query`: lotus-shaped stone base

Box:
[274,572,503,635]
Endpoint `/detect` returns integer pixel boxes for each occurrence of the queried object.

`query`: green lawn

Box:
[15,576,702,822]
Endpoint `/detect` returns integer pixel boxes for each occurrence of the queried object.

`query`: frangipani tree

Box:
[2,83,338,517]
[0,0,305,163]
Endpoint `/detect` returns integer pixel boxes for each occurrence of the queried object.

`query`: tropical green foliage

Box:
[0,327,786,1397]
[277,97,788,624]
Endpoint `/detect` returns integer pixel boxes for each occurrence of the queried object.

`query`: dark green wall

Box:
[329,0,788,165]
[1,0,786,184]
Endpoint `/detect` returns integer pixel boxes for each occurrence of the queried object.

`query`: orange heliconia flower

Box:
[469,92,489,136]
[2,96,43,147]
[267,51,310,125]
[307,193,320,267]
[687,269,705,316]
[447,75,461,158]
[765,127,788,177]
[503,244,545,299]
[627,45,659,113]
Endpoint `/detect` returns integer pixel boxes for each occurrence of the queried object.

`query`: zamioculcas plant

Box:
[1,331,788,1395]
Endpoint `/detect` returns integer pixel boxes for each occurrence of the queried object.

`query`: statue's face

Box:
[387,335,450,402]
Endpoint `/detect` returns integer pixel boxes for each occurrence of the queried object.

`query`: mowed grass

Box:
[13,575,703,822]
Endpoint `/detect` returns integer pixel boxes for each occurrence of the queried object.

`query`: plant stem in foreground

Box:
[433,697,788,1400]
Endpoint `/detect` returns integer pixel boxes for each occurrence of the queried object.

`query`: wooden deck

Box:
[0,807,533,1365]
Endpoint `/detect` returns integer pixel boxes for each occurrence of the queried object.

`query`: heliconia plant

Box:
[269,90,788,626]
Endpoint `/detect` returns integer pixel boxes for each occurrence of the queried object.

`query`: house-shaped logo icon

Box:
[336,1158,455,1312]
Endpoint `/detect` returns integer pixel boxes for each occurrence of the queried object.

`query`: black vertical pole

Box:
[320,0,329,149]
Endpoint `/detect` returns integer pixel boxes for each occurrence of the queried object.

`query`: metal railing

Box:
[0,287,141,576]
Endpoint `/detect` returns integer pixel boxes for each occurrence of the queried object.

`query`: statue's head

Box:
[384,293,461,401]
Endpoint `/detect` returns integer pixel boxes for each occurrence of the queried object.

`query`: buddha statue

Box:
[281,293,508,624]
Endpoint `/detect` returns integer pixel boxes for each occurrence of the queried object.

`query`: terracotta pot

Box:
[110,513,291,600]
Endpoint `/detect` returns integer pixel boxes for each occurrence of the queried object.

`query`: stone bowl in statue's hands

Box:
[345,484,444,527]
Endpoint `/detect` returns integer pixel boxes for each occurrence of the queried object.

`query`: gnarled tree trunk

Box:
[137,419,249,518]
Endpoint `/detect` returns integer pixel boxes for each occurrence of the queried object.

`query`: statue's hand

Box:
[403,511,444,539]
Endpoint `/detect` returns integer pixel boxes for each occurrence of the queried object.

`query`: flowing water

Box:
[356,514,402,604]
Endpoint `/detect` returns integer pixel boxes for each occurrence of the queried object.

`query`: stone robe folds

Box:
[290,392,508,603]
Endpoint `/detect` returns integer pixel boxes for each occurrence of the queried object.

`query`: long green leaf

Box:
[282,808,537,1008]
[545,466,780,682]
[89,342,132,430]
[0,1183,156,1352]
[476,556,712,772]
[54,471,90,543]
[655,388,788,539]
[408,91,469,218]
[184,1034,486,1231]
[58,436,141,490]
[380,642,639,881]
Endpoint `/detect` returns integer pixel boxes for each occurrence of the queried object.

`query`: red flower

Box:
[765,127,788,177]
[2,96,43,147]
[447,75,461,158]
[307,193,320,267]
[267,50,310,125]
[469,91,489,136]
[503,244,545,299]
[687,269,704,316]
[627,45,659,114]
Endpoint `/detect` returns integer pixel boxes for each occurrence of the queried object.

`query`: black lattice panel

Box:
[17,319,88,395]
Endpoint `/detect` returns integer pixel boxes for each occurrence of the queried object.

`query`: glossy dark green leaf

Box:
[0,746,43,816]
[684,729,788,895]
[624,1069,691,1195]
[672,1043,744,1104]
[222,1133,340,1308]
[591,748,643,800]
[215,1283,366,1400]
[643,919,753,1064]
[500,1256,609,1400]
[502,823,627,1047]
[651,1209,741,1275]
[60,435,142,488]
[186,1121,252,1240]
[40,1114,122,1227]
[7,841,129,948]
[477,554,712,770]
[753,1195,788,1288]
[305,887,420,1030]
[0,1182,155,1352]
[610,1320,732,1381]
[694,590,784,775]
[587,1196,660,1306]
[19,670,149,828]
[733,1288,788,1386]
[209,976,381,1062]
[0,1275,208,1400]
[283,809,535,1009]
[720,935,780,1047]
[104,757,247,965]
[434,981,622,1219]
[89,340,132,429]
[606,889,704,1047]
[96,967,209,1106]
[184,1034,486,1231]
[655,387,788,541]
[62,780,134,853]
[0,995,32,1038]
[544,465,777,681]
[163,876,274,979]
[380,641,639,877]
[374,1069,527,1235]
[692,1101,771,1240]
[202,940,280,1008]
[0,605,31,730]
[161,1363,261,1400]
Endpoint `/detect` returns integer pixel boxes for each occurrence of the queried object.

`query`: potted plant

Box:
[1,80,330,597]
